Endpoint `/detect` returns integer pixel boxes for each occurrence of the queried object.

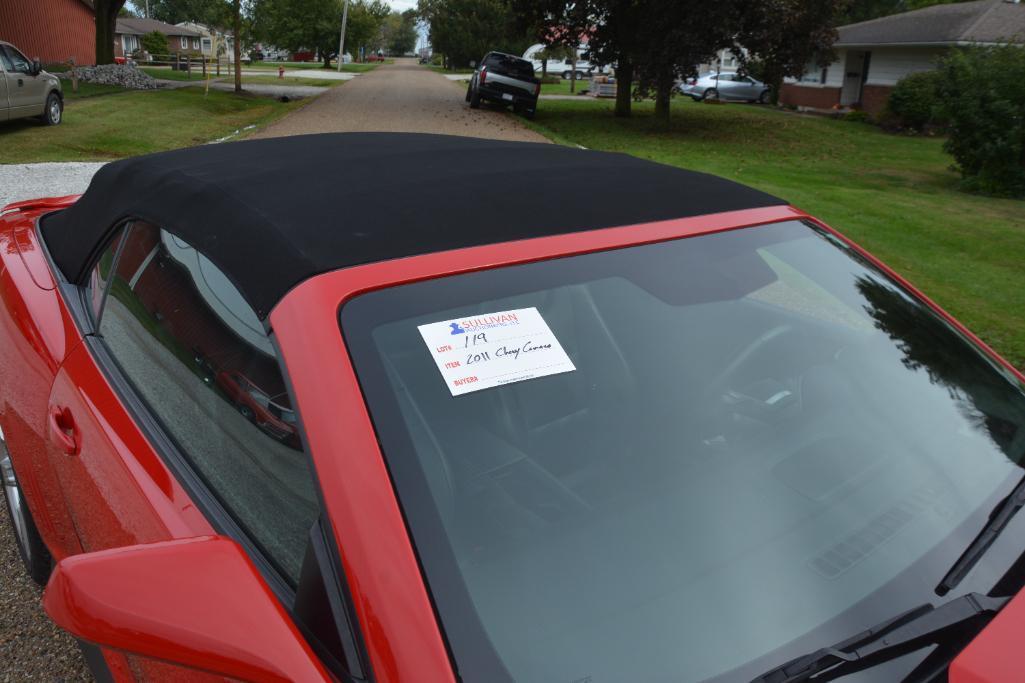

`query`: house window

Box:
[799,61,825,84]
[193,38,200,50]
[180,36,188,49]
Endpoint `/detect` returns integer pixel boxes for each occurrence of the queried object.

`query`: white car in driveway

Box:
[531,58,612,79]
[680,72,770,103]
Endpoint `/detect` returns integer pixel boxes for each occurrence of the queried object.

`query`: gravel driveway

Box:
[0,162,105,209]
[0,503,90,681]
[252,57,550,142]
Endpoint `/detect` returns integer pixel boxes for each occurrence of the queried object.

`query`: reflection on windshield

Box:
[343,221,1025,683]
[857,276,1025,454]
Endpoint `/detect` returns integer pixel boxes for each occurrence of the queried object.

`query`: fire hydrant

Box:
[278,65,285,79]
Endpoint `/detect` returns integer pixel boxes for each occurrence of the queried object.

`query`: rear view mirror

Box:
[30,59,41,76]
[43,536,331,682]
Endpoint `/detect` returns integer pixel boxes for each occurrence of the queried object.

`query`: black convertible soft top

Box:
[42,133,786,318]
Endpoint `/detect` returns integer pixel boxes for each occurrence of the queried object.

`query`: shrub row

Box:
[883,45,1025,198]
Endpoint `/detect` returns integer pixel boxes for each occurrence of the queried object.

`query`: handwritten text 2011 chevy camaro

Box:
[2,133,1025,683]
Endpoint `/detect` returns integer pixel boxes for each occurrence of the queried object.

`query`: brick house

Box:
[114,17,202,59]
[0,0,96,65]
[781,0,1025,115]
[174,22,236,60]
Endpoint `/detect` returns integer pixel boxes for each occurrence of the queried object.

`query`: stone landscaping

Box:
[70,64,158,90]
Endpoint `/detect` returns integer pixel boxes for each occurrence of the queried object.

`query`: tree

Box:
[838,0,969,25]
[140,30,167,57]
[381,9,419,55]
[419,0,531,70]
[837,0,903,24]
[521,0,843,122]
[346,0,391,59]
[96,0,129,64]
[534,44,573,78]
[937,44,1025,197]
[255,0,344,67]
[514,0,640,116]
[732,0,847,106]
[232,0,243,92]
[586,0,641,118]
[130,0,228,24]
[537,6,589,92]
[256,0,387,67]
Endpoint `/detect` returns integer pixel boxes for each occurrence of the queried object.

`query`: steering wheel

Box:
[699,324,794,418]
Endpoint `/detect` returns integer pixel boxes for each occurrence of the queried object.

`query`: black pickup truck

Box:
[466,52,540,118]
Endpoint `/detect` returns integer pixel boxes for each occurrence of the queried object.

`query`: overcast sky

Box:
[385,0,418,12]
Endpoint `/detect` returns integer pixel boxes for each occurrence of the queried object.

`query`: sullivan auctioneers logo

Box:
[449,312,521,335]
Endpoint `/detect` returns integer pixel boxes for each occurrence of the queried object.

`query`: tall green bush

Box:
[885,70,944,130]
[936,45,1025,198]
[140,31,168,57]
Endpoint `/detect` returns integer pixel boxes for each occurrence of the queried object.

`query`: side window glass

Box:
[96,221,319,585]
[86,224,128,323]
[0,48,12,72]
[3,46,31,74]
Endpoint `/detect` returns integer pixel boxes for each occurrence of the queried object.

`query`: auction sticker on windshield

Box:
[418,307,576,396]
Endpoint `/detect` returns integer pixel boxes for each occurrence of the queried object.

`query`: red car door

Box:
[45,342,235,682]
[0,209,82,560]
[38,219,354,681]
[45,341,210,553]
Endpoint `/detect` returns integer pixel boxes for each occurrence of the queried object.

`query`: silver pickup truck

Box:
[466,52,540,119]
[1,41,63,126]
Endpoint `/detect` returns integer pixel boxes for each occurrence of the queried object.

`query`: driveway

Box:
[0,162,106,208]
[252,57,549,142]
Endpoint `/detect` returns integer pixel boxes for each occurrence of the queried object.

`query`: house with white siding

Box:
[781,0,1025,115]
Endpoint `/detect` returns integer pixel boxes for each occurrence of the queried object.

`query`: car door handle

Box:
[17,78,23,87]
[48,406,79,455]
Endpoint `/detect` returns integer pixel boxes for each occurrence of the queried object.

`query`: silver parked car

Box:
[1,41,63,126]
[680,71,770,103]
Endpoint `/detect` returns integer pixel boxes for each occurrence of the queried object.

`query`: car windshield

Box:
[484,54,535,80]
[341,220,1025,682]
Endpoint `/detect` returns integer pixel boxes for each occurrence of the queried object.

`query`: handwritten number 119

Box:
[464,332,488,347]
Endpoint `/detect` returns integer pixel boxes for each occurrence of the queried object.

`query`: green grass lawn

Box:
[541,79,592,96]
[1,86,303,164]
[140,66,206,81]
[61,81,132,100]
[525,98,1025,370]
[240,75,344,87]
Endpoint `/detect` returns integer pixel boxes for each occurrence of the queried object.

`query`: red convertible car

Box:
[1,133,1025,683]
[214,370,300,448]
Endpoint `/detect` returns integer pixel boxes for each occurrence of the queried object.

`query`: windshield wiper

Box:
[936,474,1025,595]
[749,592,1008,683]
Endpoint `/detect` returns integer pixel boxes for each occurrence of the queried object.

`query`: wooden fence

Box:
[132,53,241,79]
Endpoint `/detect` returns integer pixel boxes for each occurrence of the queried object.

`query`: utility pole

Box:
[145,0,150,18]
[336,0,350,72]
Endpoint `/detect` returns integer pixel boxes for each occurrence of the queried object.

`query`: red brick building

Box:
[781,0,1025,116]
[0,0,96,65]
